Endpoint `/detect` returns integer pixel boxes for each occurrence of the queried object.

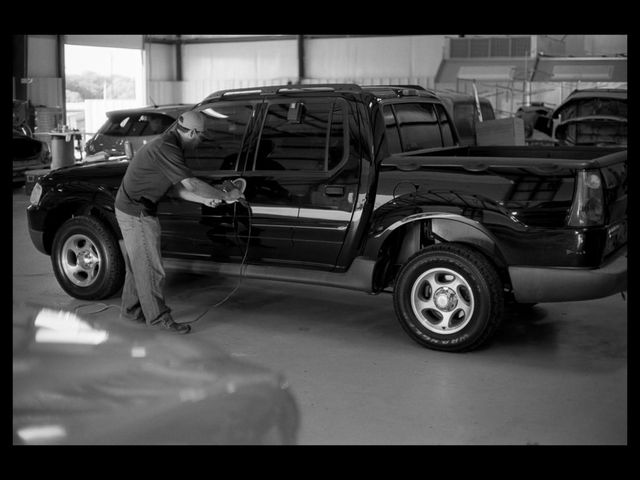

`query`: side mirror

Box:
[124,141,133,160]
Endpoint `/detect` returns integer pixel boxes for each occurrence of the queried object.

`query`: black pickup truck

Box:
[27,84,627,352]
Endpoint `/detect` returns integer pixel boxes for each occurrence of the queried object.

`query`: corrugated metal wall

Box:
[147,35,446,104]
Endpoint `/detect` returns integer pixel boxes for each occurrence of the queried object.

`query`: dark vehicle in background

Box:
[549,89,627,147]
[27,84,627,353]
[12,128,51,184]
[432,90,496,146]
[515,102,555,145]
[85,103,195,159]
[13,304,299,445]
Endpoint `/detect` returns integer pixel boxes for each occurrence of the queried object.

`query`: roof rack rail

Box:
[361,85,438,98]
[202,83,362,102]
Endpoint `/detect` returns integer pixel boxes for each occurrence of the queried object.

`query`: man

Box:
[114,110,244,334]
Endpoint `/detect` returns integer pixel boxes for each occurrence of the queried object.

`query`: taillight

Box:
[568,170,604,227]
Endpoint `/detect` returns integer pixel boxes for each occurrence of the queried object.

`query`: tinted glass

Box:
[434,104,455,147]
[100,116,133,136]
[576,99,627,119]
[138,114,175,136]
[382,105,402,154]
[327,102,346,170]
[185,103,253,171]
[255,101,343,171]
[480,102,495,120]
[99,113,175,137]
[394,103,442,151]
[452,103,476,139]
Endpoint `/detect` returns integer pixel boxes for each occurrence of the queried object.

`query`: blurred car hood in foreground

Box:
[13,304,299,445]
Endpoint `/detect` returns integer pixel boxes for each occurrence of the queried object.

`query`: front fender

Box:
[33,184,120,254]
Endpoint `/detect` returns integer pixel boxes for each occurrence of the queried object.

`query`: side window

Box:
[101,116,133,136]
[254,100,344,172]
[434,104,456,147]
[185,103,253,171]
[382,105,402,154]
[394,103,442,151]
[127,115,149,137]
[138,113,174,136]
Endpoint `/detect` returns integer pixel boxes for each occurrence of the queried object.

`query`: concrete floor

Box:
[13,188,627,445]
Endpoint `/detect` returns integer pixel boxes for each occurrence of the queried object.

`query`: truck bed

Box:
[387,145,627,170]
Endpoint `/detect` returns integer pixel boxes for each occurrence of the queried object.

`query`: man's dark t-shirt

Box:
[115,130,192,216]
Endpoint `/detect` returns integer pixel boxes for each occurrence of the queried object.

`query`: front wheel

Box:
[393,243,504,352]
[51,215,125,300]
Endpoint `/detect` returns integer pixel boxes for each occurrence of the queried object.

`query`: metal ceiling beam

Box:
[143,34,412,45]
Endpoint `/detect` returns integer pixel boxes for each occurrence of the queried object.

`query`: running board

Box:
[163,257,375,293]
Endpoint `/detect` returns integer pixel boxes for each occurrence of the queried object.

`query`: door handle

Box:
[325,185,345,197]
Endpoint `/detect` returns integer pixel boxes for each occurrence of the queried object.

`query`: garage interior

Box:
[12,34,627,445]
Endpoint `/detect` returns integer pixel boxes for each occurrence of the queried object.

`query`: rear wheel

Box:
[51,215,125,300]
[393,243,504,352]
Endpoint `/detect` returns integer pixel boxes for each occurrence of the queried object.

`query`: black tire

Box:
[51,215,125,300]
[393,243,504,352]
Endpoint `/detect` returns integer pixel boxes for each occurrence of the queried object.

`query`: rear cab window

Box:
[383,100,458,154]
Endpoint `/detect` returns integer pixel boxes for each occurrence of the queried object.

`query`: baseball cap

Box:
[178,110,205,132]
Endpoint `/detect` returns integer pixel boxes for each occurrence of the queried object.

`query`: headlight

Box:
[29,183,43,206]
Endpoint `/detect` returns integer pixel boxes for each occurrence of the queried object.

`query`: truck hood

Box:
[41,158,129,191]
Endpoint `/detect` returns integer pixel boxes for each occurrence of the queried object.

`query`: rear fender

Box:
[368,213,509,292]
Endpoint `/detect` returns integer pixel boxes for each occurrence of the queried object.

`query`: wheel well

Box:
[42,202,120,255]
[373,219,511,293]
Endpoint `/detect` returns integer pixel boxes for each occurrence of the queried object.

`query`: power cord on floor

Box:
[73,303,122,315]
[183,200,252,324]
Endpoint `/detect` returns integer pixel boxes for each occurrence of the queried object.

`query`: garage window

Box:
[185,103,254,171]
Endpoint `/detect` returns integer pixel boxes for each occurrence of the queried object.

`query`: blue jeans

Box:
[115,208,173,326]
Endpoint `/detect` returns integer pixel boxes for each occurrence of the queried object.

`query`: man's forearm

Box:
[180,177,226,202]
[172,184,213,204]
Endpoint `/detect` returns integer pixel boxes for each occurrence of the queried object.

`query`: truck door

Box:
[157,101,258,261]
[241,96,359,268]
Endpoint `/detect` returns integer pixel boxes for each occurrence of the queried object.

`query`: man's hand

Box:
[223,188,244,203]
[205,188,243,208]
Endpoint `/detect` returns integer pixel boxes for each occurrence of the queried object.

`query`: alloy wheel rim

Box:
[61,234,102,287]
[410,267,475,334]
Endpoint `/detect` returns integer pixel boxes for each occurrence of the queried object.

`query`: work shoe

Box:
[159,321,191,334]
